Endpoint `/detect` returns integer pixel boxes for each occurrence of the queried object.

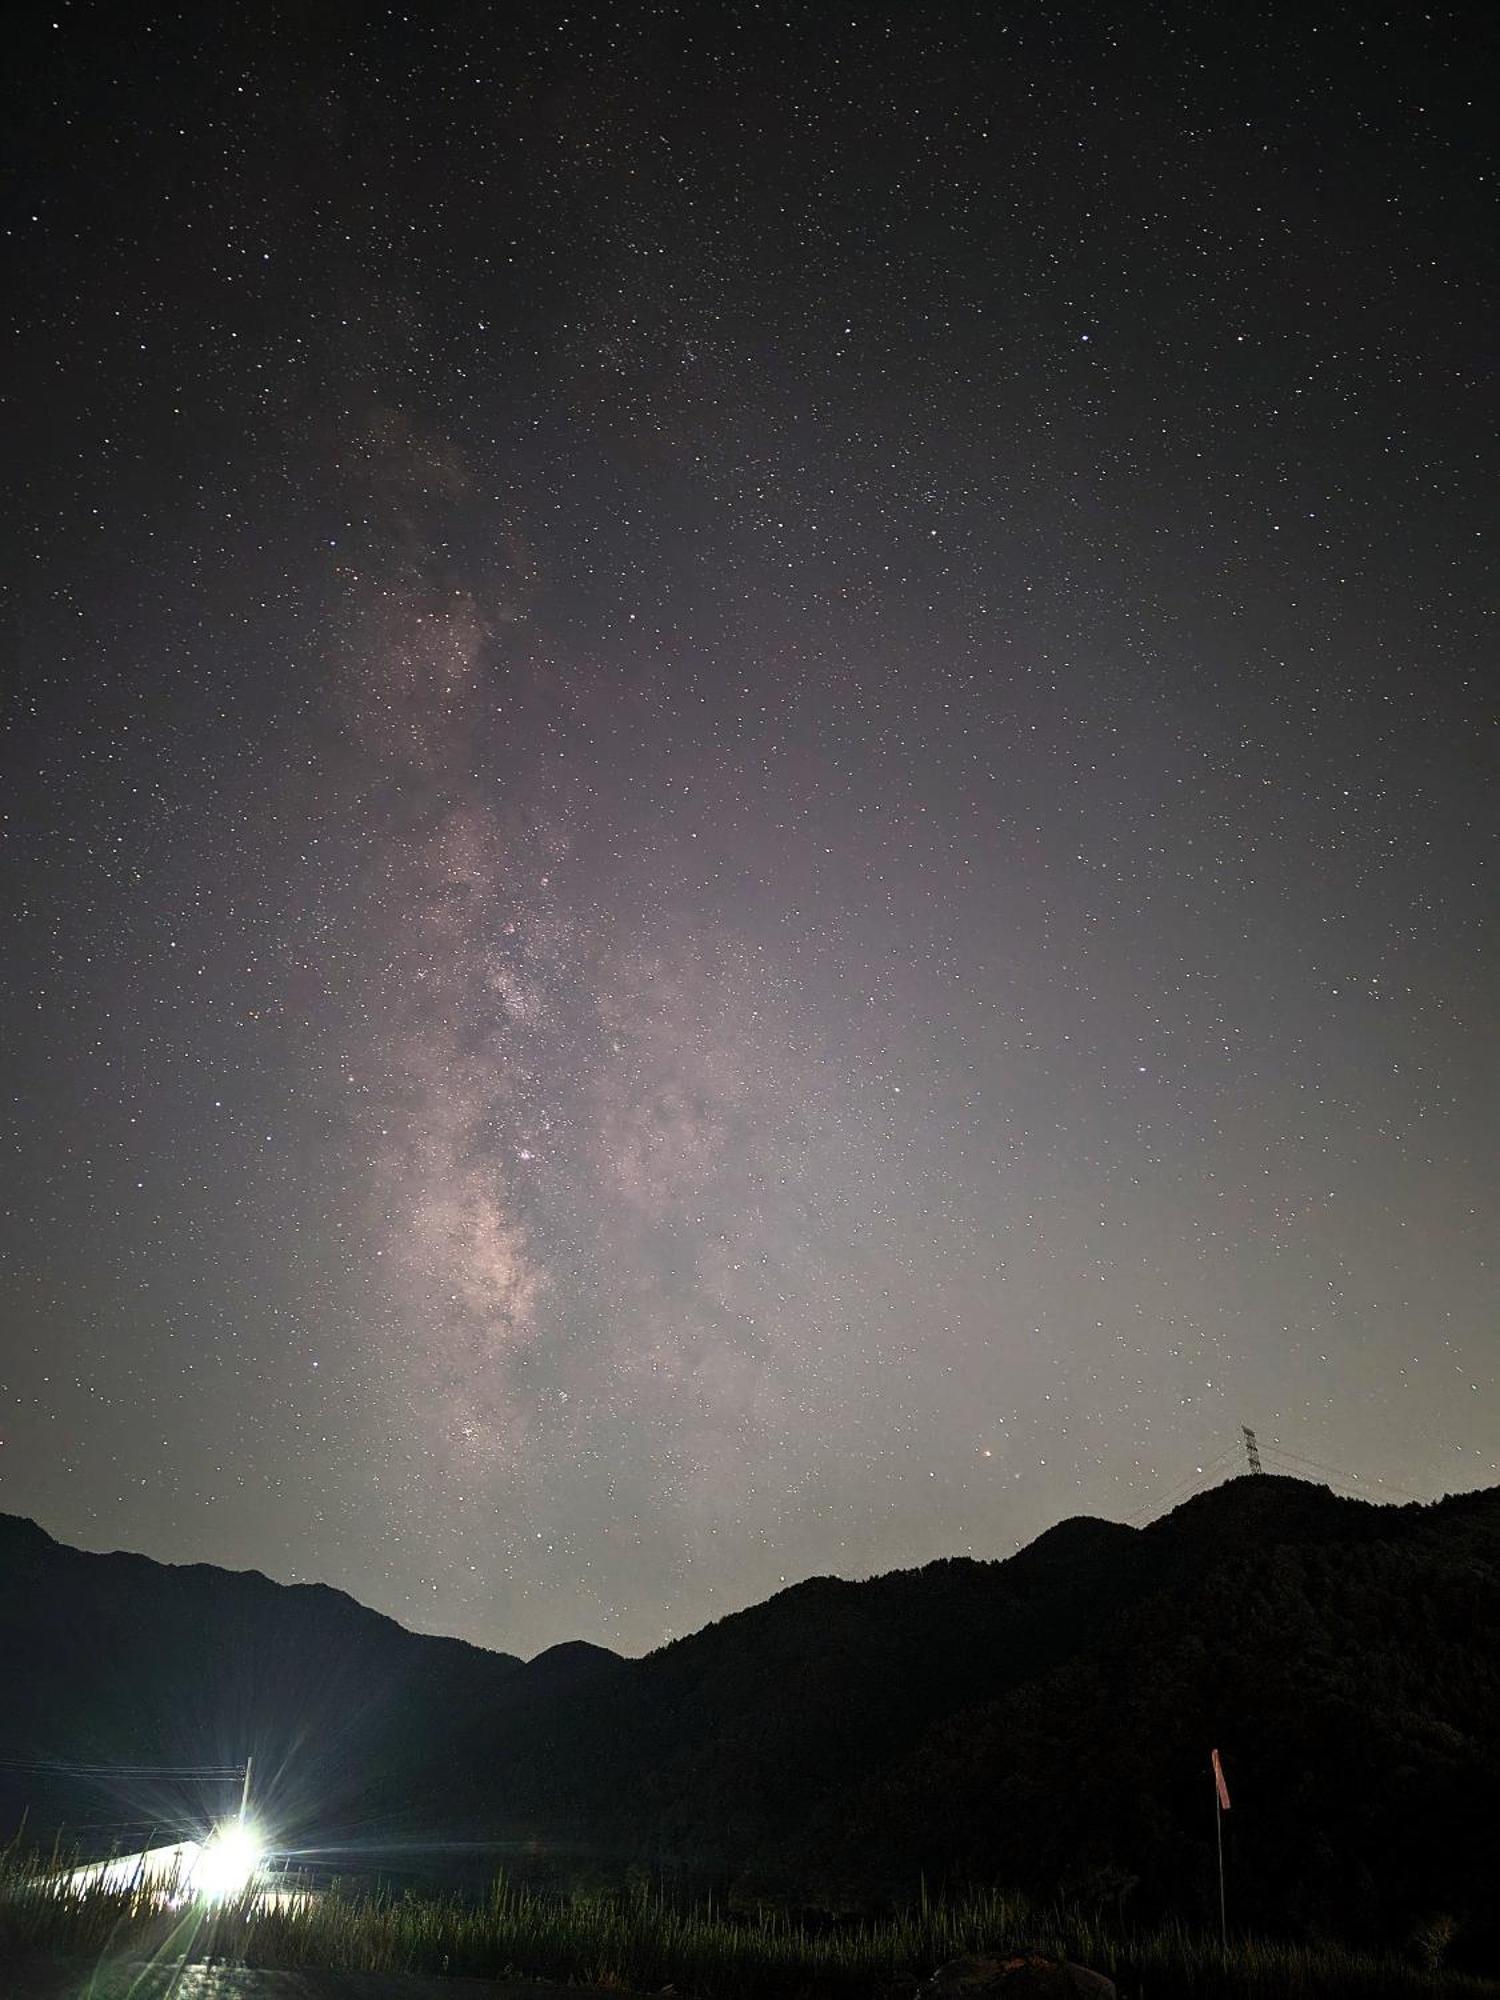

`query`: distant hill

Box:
[2,1477,1497,1958]
[0,1513,533,1851]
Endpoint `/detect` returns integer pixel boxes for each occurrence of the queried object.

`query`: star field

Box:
[1,3,1495,1654]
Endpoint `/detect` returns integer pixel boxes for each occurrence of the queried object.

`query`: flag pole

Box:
[1211,1749,1228,1948]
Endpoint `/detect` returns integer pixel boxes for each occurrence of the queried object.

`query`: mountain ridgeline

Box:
[1,1476,1496,1956]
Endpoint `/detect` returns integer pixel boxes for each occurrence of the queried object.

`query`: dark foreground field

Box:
[1,1953,549,1999]
[2,1852,1496,2000]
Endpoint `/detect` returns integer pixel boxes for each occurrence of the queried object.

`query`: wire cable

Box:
[0,1758,244,1778]
[1124,1440,1243,1526]
[1260,1443,1427,1502]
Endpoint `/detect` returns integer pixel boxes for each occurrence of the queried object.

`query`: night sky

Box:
[2,4,1495,1658]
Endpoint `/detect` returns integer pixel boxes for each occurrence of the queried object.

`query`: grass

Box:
[0,1837,1494,1999]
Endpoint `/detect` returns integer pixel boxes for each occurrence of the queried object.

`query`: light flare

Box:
[191,1821,264,1901]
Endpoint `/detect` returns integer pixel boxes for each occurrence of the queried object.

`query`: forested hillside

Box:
[4,1477,1496,1959]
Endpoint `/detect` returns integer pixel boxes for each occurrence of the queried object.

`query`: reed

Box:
[1,1835,1492,1999]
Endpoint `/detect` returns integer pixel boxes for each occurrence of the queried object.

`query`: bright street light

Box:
[191,1821,263,1901]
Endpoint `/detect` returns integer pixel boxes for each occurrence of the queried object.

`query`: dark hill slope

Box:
[447,1478,1500,1952]
[455,1512,1149,1846]
[807,1482,1500,1935]
[0,1515,529,1847]
[769,1487,1499,1955]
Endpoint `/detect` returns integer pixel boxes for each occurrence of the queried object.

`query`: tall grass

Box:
[0,1837,1492,1998]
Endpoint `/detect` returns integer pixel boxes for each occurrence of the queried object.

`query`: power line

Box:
[1125,1455,1231,1527]
[42,1822,197,1832]
[1259,1442,1428,1503]
[1125,1441,1243,1526]
[0,1758,244,1778]
[1123,1425,1431,1533]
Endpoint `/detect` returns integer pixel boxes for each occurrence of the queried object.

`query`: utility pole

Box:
[1241,1426,1262,1475]
[238,1756,253,1829]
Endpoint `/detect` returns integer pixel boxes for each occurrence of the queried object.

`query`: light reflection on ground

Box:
[0,1953,587,1997]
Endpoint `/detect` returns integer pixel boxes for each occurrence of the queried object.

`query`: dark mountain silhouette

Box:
[2,1476,1497,1957]
[519,1639,627,1696]
[0,1512,529,1851]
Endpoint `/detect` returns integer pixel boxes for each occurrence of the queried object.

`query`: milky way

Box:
[2,5,1495,1653]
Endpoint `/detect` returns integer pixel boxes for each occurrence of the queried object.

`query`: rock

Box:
[926,1953,1116,2000]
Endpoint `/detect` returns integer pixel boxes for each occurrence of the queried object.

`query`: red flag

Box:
[1211,1747,1231,1811]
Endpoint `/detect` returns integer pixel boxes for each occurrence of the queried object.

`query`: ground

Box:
[0,1956,589,1999]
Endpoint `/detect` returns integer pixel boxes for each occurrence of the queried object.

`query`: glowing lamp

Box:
[192,1821,263,1901]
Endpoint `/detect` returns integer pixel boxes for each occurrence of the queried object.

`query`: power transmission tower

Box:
[1241,1426,1262,1475]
